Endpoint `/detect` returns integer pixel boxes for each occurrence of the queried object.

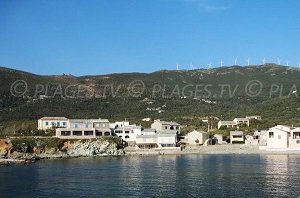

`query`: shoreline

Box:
[124,144,300,156]
[2,144,300,166]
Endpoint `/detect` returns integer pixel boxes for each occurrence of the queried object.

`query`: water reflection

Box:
[1,154,300,197]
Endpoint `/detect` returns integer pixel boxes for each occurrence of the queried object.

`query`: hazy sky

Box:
[0,0,299,76]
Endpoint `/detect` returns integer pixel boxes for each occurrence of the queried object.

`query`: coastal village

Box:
[37,115,300,152]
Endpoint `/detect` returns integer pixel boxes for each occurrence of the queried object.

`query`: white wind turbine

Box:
[286,60,289,67]
[262,57,266,65]
[176,63,180,70]
[246,58,250,66]
[207,63,212,69]
[277,58,281,65]
[220,59,224,67]
[190,63,195,70]
[234,57,238,65]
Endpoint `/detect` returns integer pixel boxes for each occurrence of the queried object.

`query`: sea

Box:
[1,154,300,197]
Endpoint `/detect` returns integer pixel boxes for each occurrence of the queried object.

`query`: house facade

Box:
[151,119,181,134]
[183,130,209,145]
[230,131,244,144]
[233,118,250,127]
[55,118,112,139]
[246,115,262,120]
[246,130,267,146]
[217,121,237,129]
[218,117,251,129]
[113,121,142,145]
[213,134,223,144]
[264,125,300,151]
[38,117,68,130]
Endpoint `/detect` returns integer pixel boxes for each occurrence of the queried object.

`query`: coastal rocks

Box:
[63,139,124,157]
[0,139,12,158]
[1,137,124,163]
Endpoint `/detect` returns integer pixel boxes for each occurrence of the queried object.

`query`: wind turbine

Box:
[207,63,212,69]
[176,63,179,71]
[234,57,238,65]
[246,58,250,66]
[220,59,224,67]
[286,60,289,67]
[190,63,195,70]
[277,58,281,65]
[262,57,266,65]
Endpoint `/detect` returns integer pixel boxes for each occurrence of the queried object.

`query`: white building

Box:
[233,118,250,127]
[218,117,250,129]
[38,117,68,130]
[213,134,223,144]
[151,119,181,134]
[183,130,209,145]
[55,118,112,139]
[246,115,262,120]
[135,132,177,149]
[113,121,142,145]
[217,121,237,129]
[264,125,300,151]
[230,131,244,144]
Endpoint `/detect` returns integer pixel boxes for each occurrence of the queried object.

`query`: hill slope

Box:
[0,64,300,134]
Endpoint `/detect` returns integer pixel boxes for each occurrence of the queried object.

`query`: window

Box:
[96,131,103,136]
[125,135,129,139]
[297,140,300,144]
[51,122,55,126]
[63,122,66,126]
[125,131,130,134]
[278,135,281,140]
[61,131,71,136]
[293,132,300,139]
[73,131,82,136]
[57,122,60,127]
[85,123,89,128]
[170,126,174,130]
[269,132,274,138]
[165,126,168,130]
[45,122,49,126]
[84,131,93,136]
[75,124,78,129]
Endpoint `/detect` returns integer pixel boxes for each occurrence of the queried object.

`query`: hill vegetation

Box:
[1,64,300,136]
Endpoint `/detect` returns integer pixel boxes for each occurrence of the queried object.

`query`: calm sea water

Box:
[1,154,300,197]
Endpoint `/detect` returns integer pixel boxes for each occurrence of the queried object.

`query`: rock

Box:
[0,160,10,166]
[0,139,12,158]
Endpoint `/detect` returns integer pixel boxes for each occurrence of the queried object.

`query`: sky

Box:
[0,0,300,76]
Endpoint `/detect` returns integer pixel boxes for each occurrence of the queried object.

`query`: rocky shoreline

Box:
[0,137,125,166]
[2,139,300,166]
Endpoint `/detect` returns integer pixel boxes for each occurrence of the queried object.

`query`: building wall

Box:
[151,120,180,133]
[136,136,158,144]
[214,134,223,144]
[114,127,142,143]
[186,131,208,145]
[38,119,68,130]
[289,131,300,150]
[266,129,288,150]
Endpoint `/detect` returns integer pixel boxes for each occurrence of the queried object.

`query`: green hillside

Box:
[0,64,300,136]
